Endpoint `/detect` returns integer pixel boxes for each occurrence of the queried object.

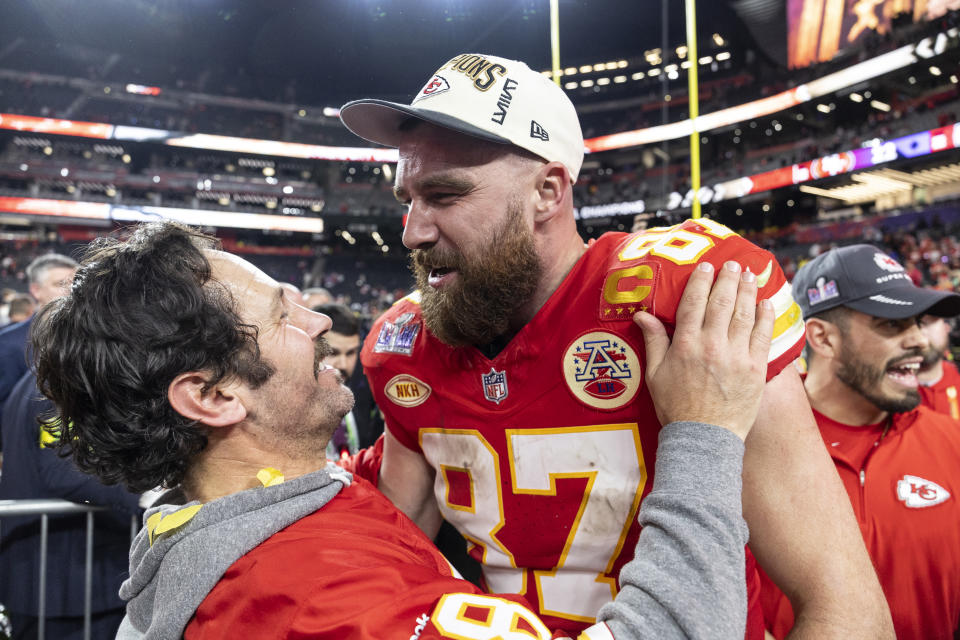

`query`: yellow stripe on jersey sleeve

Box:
[767,282,806,363]
[396,290,422,306]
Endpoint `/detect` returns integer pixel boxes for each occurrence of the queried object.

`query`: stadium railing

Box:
[0,499,139,640]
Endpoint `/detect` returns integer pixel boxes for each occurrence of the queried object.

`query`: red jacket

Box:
[920,360,960,421]
[760,406,960,639]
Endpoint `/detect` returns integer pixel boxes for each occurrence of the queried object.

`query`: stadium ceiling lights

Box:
[798,162,960,204]
[584,28,958,152]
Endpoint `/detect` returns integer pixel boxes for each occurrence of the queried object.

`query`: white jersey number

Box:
[421,424,646,623]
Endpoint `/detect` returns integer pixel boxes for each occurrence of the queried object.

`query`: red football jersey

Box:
[187,477,589,639]
[920,360,960,421]
[363,219,805,635]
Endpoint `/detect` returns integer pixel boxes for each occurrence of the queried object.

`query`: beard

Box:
[411,200,542,348]
[835,341,922,414]
[920,341,946,370]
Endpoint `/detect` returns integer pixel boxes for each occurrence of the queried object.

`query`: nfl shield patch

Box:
[481,368,508,405]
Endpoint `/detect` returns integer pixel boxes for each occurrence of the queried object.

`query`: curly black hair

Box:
[32,222,274,493]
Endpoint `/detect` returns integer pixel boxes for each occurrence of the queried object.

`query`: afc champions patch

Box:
[562,331,642,411]
[896,474,951,508]
[384,374,431,408]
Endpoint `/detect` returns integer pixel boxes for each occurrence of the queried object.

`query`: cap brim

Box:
[845,285,960,319]
[339,99,512,149]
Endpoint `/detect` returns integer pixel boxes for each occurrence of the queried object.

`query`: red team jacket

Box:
[362,219,806,636]
[760,406,960,639]
[185,476,561,640]
[920,359,960,421]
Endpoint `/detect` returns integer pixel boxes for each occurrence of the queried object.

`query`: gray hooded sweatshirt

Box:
[116,422,749,639]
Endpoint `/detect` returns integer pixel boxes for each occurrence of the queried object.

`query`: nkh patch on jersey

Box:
[384,374,432,407]
[562,331,641,411]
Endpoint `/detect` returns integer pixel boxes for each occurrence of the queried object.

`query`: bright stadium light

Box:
[715,52,731,61]
[713,33,724,46]
[579,65,591,73]
[614,75,627,83]
[930,65,942,76]
[817,103,832,113]
[699,55,713,65]
[870,100,891,112]
[564,81,578,89]
[850,92,863,102]
[631,71,645,80]
[597,77,610,85]
[580,79,594,87]
[648,68,661,76]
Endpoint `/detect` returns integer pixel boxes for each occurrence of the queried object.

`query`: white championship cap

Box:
[339,53,584,181]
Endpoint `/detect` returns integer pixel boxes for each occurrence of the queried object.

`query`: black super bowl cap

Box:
[791,244,960,320]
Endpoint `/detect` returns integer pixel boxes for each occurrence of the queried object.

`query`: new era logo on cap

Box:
[530,120,549,141]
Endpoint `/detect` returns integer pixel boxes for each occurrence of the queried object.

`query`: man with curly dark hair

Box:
[32,220,779,639]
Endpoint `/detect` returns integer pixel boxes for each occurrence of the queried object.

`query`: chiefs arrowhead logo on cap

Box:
[873,253,904,273]
[418,75,450,99]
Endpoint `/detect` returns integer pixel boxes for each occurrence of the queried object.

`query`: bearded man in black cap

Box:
[760,244,960,640]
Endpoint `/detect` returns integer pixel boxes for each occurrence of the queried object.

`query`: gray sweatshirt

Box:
[116,421,748,639]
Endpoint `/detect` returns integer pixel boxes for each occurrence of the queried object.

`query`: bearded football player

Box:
[340,53,892,639]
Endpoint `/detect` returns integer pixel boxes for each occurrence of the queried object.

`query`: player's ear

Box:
[804,318,839,360]
[168,371,247,427]
[533,161,570,223]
